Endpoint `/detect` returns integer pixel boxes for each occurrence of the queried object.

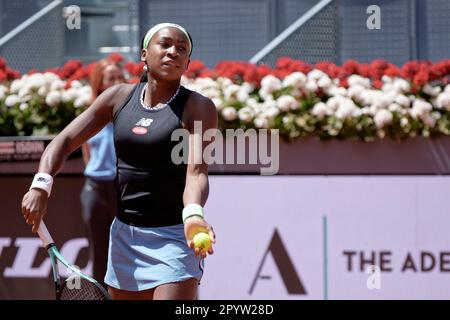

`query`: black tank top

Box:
[113,83,192,227]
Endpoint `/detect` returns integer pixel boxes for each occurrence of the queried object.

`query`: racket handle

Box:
[37,220,55,248]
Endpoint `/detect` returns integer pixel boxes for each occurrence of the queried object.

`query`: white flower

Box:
[258,88,273,101]
[395,94,411,108]
[26,74,45,89]
[70,80,83,89]
[43,72,60,83]
[263,107,280,120]
[10,79,23,93]
[400,117,409,127]
[311,102,328,119]
[74,94,91,108]
[347,84,365,99]
[37,86,48,97]
[260,75,281,93]
[45,91,61,107]
[388,103,402,113]
[238,107,254,123]
[254,116,269,128]
[241,82,254,93]
[282,72,306,88]
[5,94,20,107]
[436,92,450,111]
[0,86,7,100]
[236,88,249,103]
[304,80,318,93]
[330,86,347,96]
[276,95,299,112]
[410,99,432,120]
[423,84,441,97]
[246,98,259,110]
[307,69,327,81]
[62,88,78,102]
[221,107,238,121]
[18,86,31,98]
[348,75,371,88]
[326,96,342,111]
[19,103,29,111]
[201,88,220,99]
[218,77,233,88]
[392,78,411,93]
[372,93,392,109]
[374,109,393,128]
[423,115,436,128]
[335,98,358,120]
[212,97,224,111]
[223,84,240,101]
[317,76,332,89]
[382,75,393,83]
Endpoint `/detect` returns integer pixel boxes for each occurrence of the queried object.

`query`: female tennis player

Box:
[21,23,217,300]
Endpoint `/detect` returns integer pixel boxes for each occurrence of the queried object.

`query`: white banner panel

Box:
[200,176,450,299]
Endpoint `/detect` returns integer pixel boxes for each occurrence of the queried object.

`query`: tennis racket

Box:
[37,220,111,300]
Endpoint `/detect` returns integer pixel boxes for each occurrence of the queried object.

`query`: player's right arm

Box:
[21,83,134,233]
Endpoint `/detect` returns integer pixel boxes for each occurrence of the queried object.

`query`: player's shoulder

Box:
[113,83,138,100]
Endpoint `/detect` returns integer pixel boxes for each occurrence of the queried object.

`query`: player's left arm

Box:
[182,92,218,256]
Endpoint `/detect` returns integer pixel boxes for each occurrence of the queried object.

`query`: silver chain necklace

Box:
[140,84,181,111]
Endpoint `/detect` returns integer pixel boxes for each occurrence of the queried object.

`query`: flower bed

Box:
[1,55,450,141]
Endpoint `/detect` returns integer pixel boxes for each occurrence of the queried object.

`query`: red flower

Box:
[372,79,383,89]
[401,61,420,79]
[384,65,401,77]
[184,60,208,78]
[357,64,371,77]
[413,70,429,87]
[107,53,124,64]
[343,60,360,74]
[5,67,21,80]
[0,70,7,82]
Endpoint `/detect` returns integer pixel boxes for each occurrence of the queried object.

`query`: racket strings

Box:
[58,278,110,300]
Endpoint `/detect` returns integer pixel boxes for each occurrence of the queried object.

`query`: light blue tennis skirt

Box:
[105,217,204,291]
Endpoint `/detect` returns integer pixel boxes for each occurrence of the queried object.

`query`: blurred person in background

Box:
[80,58,125,288]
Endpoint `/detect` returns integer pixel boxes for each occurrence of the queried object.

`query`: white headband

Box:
[143,23,192,55]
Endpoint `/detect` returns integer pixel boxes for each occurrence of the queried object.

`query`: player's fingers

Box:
[207,247,214,255]
[32,215,42,234]
[187,239,194,249]
[208,228,216,243]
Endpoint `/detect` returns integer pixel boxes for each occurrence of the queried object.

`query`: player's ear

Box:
[141,48,147,62]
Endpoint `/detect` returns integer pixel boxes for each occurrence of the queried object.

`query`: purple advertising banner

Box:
[200,176,450,300]
[2,175,450,299]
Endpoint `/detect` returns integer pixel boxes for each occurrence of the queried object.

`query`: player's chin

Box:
[156,69,185,81]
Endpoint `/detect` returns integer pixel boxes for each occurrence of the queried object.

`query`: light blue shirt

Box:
[84,123,116,181]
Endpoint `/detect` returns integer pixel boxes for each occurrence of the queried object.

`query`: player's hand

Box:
[21,188,48,233]
[184,216,216,258]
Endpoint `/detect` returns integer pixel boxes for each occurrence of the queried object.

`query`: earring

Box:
[143,64,148,72]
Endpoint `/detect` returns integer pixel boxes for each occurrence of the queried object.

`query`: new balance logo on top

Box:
[135,118,154,127]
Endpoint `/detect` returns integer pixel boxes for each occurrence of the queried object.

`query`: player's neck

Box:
[145,78,180,106]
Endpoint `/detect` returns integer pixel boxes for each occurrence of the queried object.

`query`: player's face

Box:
[101,64,125,91]
[142,27,190,81]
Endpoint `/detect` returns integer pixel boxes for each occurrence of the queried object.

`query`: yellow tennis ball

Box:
[193,232,212,252]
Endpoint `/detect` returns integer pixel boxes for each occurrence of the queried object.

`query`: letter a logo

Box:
[249,229,306,295]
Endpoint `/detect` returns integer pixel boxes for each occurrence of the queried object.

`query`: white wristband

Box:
[30,172,53,197]
[182,203,204,223]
